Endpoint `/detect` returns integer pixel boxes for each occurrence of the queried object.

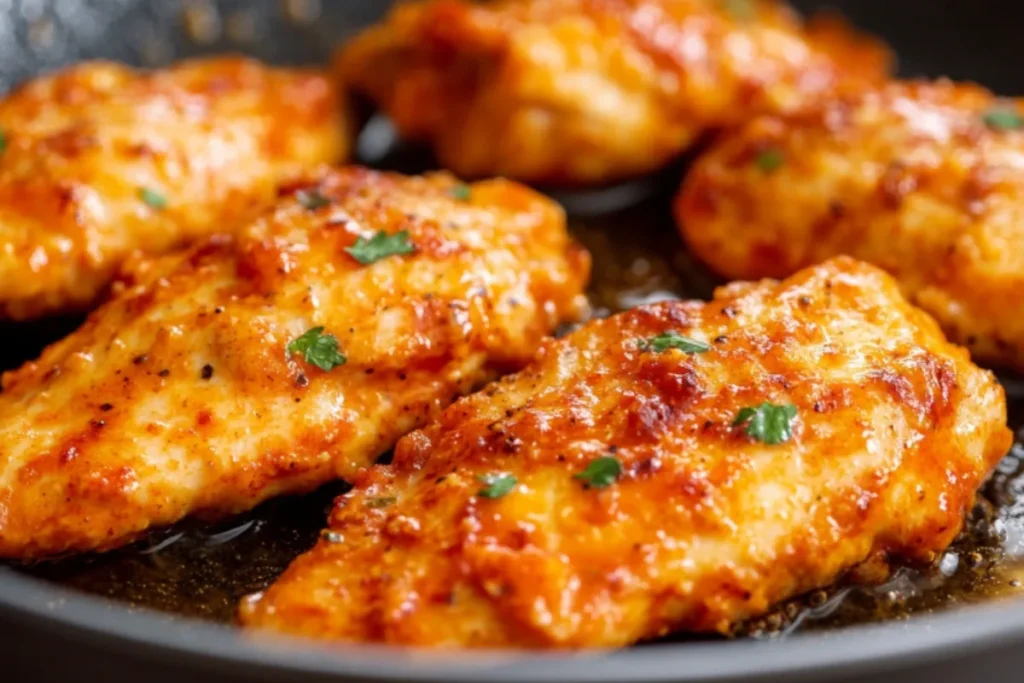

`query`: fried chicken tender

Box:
[0,57,349,321]
[241,257,1009,648]
[0,167,590,560]
[336,0,890,185]
[677,80,1024,371]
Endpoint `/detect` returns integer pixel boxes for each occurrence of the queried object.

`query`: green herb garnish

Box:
[477,474,517,499]
[755,148,784,173]
[287,326,346,371]
[345,230,416,265]
[139,187,168,210]
[723,0,755,20]
[0,130,8,154]
[296,188,331,211]
[732,403,798,445]
[983,107,1024,131]
[449,184,471,201]
[639,332,711,354]
[366,496,396,509]
[574,456,622,489]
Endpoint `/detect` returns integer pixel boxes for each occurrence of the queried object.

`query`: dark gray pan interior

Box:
[2,1,1024,682]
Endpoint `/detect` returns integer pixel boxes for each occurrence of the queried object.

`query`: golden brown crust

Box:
[241,257,1009,648]
[0,56,349,321]
[677,79,1024,370]
[0,167,590,560]
[336,0,889,185]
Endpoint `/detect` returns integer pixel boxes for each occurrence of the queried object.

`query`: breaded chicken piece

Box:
[0,57,349,321]
[241,257,1009,648]
[0,167,590,560]
[677,80,1024,371]
[336,0,890,185]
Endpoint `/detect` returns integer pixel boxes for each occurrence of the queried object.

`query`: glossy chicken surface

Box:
[678,80,1024,371]
[336,0,890,185]
[0,167,590,560]
[241,257,1009,648]
[0,57,348,321]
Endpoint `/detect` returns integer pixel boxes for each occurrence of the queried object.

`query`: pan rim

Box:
[2,565,1023,682]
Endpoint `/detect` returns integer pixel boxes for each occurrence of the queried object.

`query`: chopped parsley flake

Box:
[477,473,517,499]
[755,148,784,173]
[983,107,1024,131]
[296,188,331,211]
[574,456,622,489]
[449,184,471,201]
[732,403,798,445]
[366,496,396,509]
[639,332,711,354]
[287,326,346,372]
[345,230,416,265]
[0,130,8,154]
[723,0,755,20]
[139,187,167,210]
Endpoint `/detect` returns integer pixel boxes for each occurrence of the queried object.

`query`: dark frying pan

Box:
[2,1,1024,681]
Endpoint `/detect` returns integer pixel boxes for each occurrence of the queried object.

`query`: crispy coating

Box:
[677,80,1024,370]
[241,257,1009,648]
[0,56,349,321]
[0,167,590,559]
[336,0,890,185]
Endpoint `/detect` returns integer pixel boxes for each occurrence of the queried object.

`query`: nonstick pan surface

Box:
[2,1,1024,681]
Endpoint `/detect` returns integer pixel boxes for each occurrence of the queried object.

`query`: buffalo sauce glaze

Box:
[5,187,1024,637]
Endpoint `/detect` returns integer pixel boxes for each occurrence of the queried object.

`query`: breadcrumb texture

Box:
[678,80,1024,371]
[242,257,1009,649]
[336,0,890,185]
[0,56,349,320]
[0,167,590,559]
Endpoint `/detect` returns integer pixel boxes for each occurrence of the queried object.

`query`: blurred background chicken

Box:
[677,80,1024,371]
[0,57,348,321]
[337,0,890,185]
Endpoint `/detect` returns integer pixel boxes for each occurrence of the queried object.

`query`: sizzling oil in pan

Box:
[5,175,1024,639]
